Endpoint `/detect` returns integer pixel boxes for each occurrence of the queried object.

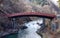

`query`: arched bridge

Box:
[7,12,56,19]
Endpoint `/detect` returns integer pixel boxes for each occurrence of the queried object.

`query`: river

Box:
[18,20,42,38]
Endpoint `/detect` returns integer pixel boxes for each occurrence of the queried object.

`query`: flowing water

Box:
[18,20,42,38]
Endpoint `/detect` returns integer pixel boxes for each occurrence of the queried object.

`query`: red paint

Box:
[6,12,56,19]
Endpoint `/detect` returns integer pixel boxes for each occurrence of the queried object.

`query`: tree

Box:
[29,0,49,6]
[57,0,60,7]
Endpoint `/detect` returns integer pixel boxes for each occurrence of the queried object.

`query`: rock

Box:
[36,30,43,38]
[20,26,28,30]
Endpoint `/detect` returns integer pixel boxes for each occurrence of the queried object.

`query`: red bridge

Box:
[7,12,56,19]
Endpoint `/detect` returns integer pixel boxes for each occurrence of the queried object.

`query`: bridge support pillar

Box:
[12,18,18,29]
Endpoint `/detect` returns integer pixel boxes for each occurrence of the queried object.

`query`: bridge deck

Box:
[7,12,56,19]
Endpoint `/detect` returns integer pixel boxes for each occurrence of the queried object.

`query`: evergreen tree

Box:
[29,0,49,6]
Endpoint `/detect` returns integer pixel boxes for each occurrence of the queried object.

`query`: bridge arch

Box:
[7,12,56,19]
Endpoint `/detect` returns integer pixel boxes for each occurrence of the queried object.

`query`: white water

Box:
[18,20,43,38]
